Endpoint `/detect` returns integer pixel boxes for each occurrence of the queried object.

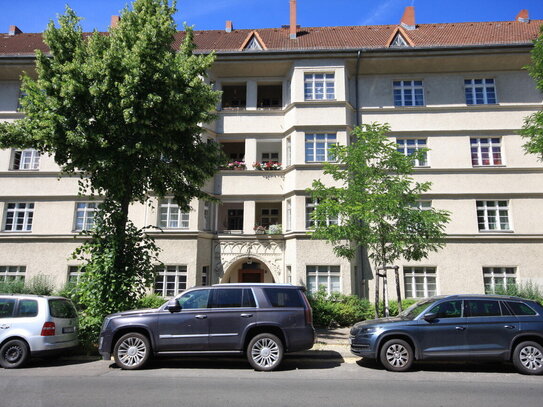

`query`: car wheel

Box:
[247,333,284,371]
[379,339,413,372]
[113,333,151,370]
[513,341,543,375]
[0,339,30,369]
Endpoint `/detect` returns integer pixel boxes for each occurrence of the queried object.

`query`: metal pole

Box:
[383,270,389,317]
[394,265,402,312]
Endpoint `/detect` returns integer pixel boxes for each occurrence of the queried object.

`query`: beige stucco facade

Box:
[1,41,543,300]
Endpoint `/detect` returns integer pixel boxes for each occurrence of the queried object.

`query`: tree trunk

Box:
[111,193,131,280]
[395,266,402,313]
[374,267,380,318]
[383,270,389,317]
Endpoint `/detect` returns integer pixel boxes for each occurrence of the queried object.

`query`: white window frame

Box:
[403,266,437,298]
[306,265,341,295]
[12,149,40,170]
[67,265,84,284]
[74,202,98,231]
[483,267,516,294]
[159,198,189,229]
[470,137,503,166]
[286,136,292,167]
[410,200,432,210]
[477,200,511,232]
[286,199,292,232]
[464,78,497,105]
[154,265,187,297]
[201,266,209,286]
[203,201,211,231]
[393,80,424,107]
[396,138,428,167]
[305,198,338,229]
[0,265,26,282]
[305,133,336,162]
[3,202,34,232]
[304,73,335,101]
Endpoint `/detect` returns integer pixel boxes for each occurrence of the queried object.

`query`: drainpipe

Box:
[355,50,362,129]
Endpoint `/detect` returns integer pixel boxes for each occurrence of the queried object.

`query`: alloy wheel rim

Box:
[385,344,409,367]
[5,345,22,363]
[251,338,280,368]
[117,337,147,367]
[519,346,543,371]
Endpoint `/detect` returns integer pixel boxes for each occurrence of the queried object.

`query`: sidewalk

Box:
[291,326,355,360]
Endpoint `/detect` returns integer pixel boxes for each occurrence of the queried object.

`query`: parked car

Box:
[98,284,315,371]
[0,294,79,368]
[350,294,543,375]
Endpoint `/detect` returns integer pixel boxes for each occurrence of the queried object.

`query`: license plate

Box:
[63,326,75,334]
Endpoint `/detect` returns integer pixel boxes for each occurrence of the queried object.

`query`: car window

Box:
[49,299,77,318]
[178,289,211,309]
[466,300,501,317]
[506,301,537,316]
[17,299,38,317]
[499,301,512,316]
[399,299,439,319]
[428,300,462,318]
[212,289,243,308]
[263,288,304,308]
[0,298,16,318]
[242,289,257,308]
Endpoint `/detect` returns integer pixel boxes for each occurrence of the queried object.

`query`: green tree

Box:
[522,26,543,158]
[308,123,450,317]
[0,0,221,323]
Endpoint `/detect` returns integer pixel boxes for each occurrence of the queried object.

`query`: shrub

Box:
[0,279,26,294]
[376,298,419,317]
[137,293,167,309]
[308,288,374,328]
[494,281,543,305]
[0,275,54,295]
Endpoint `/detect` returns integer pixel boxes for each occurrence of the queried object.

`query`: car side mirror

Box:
[166,299,181,313]
[423,312,438,322]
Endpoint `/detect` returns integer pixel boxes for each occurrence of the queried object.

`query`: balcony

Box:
[216,201,283,236]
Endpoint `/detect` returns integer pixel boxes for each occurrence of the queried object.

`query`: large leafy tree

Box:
[308,124,450,317]
[0,0,220,319]
[522,26,543,158]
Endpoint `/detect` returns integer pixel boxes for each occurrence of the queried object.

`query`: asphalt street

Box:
[0,354,541,407]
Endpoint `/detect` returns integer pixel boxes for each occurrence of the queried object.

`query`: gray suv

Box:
[99,284,314,371]
[350,294,543,374]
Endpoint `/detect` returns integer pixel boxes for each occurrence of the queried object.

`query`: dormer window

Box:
[245,36,263,51]
[390,33,409,47]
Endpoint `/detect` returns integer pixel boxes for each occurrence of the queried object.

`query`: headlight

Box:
[361,327,378,333]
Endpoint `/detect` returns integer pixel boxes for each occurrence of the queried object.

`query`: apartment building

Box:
[1,3,542,300]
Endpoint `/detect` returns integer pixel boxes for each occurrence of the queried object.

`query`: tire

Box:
[513,341,543,375]
[113,333,151,370]
[379,339,413,372]
[247,333,284,371]
[0,339,30,369]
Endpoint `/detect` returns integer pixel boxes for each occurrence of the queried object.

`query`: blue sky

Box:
[1,0,543,33]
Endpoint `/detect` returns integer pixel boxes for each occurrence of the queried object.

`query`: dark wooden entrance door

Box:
[240,270,264,283]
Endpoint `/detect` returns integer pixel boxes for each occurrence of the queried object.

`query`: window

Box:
[428,300,462,318]
[67,266,84,284]
[393,80,424,106]
[305,198,338,229]
[263,288,304,307]
[212,288,256,308]
[159,199,189,229]
[305,133,336,162]
[286,137,292,167]
[286,199,292,231]
[477,201,510,231]
[304,73,335,101]
[483,267,516,293]
[257,84,282,108]
[403,267,437,298]
[178,289,211,309]
[17,299,38,317]
[396,139,428,167]
[75,202,98,231]
[0,266,26,282]
[12,149,40,170]
[286,265,292,284]
[4,203,34,232]
[506,301,537,316]
[227,209,244,230]
[261,152,279,163]
[0,298,16,318]
[465,300,501,317]
[154,265,187,297]
[470,138,502,166]
[465,79,497,105]
[306,266,340,295]
[201,266,209,286]
[260,208,279,228]
[410,201,432,210]
[222,84,246,109]
[203,202,212,231]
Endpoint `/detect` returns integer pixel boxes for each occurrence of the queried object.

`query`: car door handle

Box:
[240,313,253,318]
[195,315,207,319]
[504,325,515,329]
[0,324,9,329]
[455,326,465,331]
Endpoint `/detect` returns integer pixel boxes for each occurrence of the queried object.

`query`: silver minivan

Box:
[0,295,78,368]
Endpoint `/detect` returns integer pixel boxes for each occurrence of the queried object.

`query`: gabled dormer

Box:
[240,31,267,51]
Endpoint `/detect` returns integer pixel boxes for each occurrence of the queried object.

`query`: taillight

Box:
[301,293,313,325]
[41,322,56,336]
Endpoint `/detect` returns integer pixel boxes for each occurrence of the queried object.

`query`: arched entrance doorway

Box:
[221,258,275,284]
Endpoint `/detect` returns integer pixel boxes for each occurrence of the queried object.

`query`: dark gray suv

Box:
[350,294,543,374]
[99,284,314,371]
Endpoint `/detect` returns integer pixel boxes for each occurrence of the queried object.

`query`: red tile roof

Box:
[1,20,542,56]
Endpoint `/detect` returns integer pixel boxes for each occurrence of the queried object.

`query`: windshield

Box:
[398,298,439,320]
